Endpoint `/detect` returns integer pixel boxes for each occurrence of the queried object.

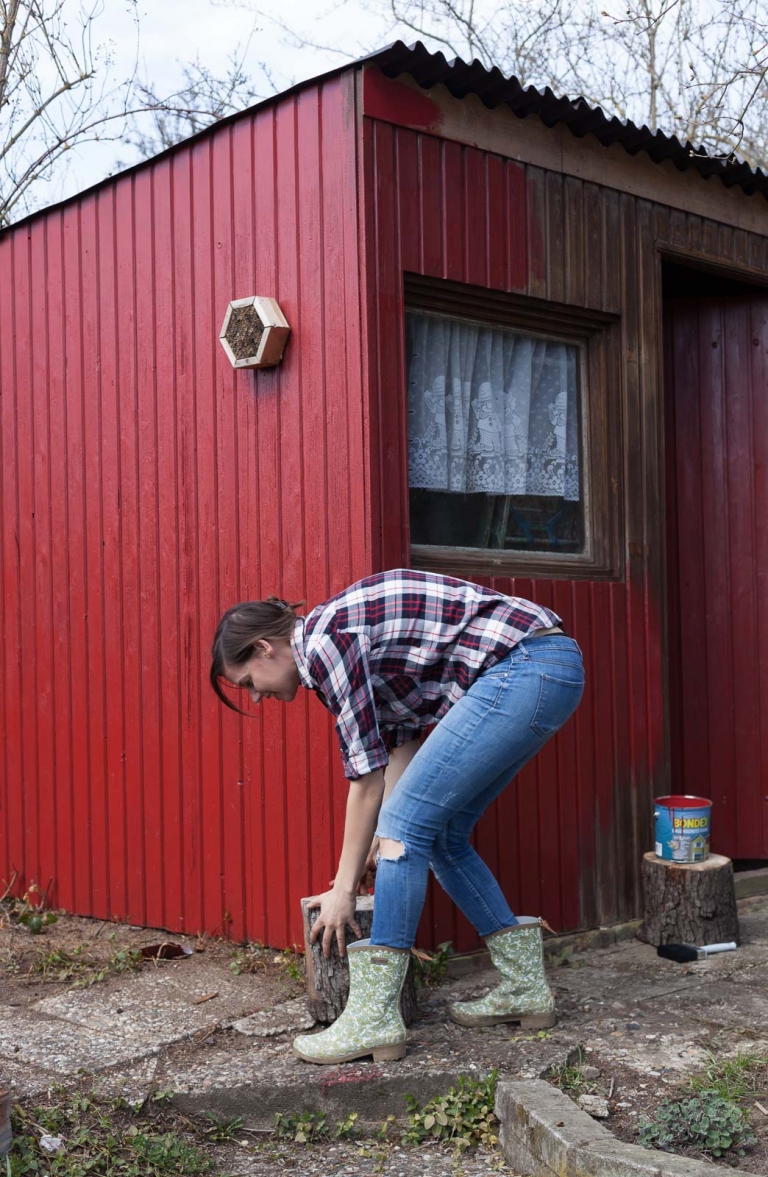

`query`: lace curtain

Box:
[406,311,580,501]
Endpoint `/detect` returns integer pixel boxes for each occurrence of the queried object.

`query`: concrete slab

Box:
[162,1021,579,1129]
[91,1057,160,1108]
[34,965,264,1044]
[232,998,315,1037]
[0,1006,158,1074]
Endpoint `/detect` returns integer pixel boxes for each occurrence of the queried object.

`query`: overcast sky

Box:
[50,0,394,206]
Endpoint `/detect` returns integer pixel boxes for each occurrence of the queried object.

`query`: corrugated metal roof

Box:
[366,40,768,199]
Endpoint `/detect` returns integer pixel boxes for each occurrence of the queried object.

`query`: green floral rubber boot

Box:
[449,917,556,1029]
[293,940,410,1065]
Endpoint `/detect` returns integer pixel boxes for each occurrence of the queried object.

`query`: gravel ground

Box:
[214,1138,511,1175]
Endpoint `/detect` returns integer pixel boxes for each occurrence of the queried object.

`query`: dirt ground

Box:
[5,898,768,1174]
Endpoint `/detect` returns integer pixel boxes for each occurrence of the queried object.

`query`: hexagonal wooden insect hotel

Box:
[219,297,290,369]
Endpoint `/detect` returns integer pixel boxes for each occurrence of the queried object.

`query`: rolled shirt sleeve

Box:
[307,631,390,780]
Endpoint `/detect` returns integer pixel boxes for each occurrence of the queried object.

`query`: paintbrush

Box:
[657,941,737,963]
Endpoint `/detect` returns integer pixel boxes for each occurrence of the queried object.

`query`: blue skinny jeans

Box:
[370,635,585,948]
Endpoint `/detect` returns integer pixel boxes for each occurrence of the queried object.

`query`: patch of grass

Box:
[687,1047,767,1105]
[202,1112,244,1142]
[638,1090,757,1159]
[7,1091,213,1175]
[402,1071,499,1151]
[548,1051,595,1098]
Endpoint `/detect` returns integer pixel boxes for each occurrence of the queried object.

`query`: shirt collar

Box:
[290,616,314,689]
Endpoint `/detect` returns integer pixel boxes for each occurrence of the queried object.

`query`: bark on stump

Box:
[301,896,419,1025]
[638,852,740,947]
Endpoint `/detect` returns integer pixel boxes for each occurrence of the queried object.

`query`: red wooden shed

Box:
[3,42,768,952]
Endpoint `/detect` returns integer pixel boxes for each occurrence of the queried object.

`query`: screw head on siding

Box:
[219,296,290,370]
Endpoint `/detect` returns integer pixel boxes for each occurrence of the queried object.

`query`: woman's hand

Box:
[307,886,362,958]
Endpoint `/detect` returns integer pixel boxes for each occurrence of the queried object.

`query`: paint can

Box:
[654,795,712,863]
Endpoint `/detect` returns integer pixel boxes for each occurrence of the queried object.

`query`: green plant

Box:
[7,1091,213,1175]
[272,1109,359,1144]
[230,941,305,986]
[549,1051,595,1098]
[638,1090,757,1158]
[376,1113,397,1140]
[413,941,454,987]
[31,945,94,983]
[402,1072,499,1151]
[276,945,305,985]
[203,1112,244,1142]
[688,1048,767,1104]
[229,941,268,975]
[274,1110,328,1143]
[1,878,58,934]
[30,943,143,988]
[333,1112,359,1139]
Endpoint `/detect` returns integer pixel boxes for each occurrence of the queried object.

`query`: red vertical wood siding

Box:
[665,290,768,858]
[362,119,669,943]
[0,75,368,947]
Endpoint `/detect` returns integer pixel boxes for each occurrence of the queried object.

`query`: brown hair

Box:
[210,596,305,715]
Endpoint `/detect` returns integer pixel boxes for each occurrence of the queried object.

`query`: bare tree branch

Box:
[248,0,768,168]
[0,0,144,225]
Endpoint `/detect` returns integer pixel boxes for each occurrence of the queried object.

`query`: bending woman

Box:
[210,568,584,1066]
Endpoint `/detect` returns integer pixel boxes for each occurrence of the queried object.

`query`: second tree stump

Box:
[638,852,740,947]
[301,895,419,1025]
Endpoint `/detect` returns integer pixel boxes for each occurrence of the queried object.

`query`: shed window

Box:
[407,311,583,554]
[403,275,623,581]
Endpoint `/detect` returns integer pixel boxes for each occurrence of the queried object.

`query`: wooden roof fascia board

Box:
[361,66,768,240]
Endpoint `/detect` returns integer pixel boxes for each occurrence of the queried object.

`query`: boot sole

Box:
[293,1041,407,1065]
[449,1009,557,1030]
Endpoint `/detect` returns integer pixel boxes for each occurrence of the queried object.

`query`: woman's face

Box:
[224,639,301,705]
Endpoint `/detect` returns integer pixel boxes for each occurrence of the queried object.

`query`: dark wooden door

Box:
[664,274,768,860]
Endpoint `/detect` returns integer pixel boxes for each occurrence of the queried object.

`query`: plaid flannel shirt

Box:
[290,569,562,780]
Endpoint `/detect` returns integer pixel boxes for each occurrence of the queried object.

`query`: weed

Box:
[376,1113,397,1140]
[31,945,93,983]
[638,1090,757,1158]
[413,941,454,987]
[272,1109,359,1144]
[30,943,143,988]
[229,942,268,975]
[334,1112,359,1139]
[275,945,305,985]
[151,1090,176,1106]
[203,1112,244,1142]
[230,941,305,987]
[274,1110,328,1143]
[1,878,58,935]
[402,1071,499,1151]
[687,1047,767,1104]
[549,1051,595,1098]
[7,1091,212,1175]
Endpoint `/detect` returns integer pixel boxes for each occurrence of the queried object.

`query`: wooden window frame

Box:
[405,274,624,582]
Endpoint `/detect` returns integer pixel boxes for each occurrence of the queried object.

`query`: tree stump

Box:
[638,852,740,947]
[301,896,419,1025]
